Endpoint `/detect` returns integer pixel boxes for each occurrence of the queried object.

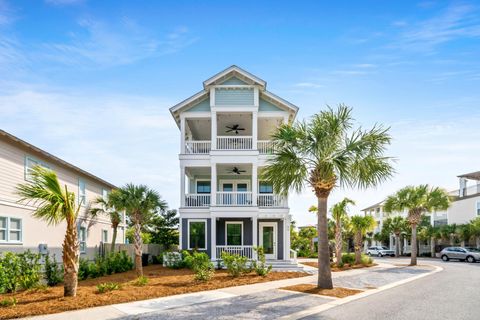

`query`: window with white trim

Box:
[102,229,108,243]
[102,189,108,201]
[259,181,273,194]
[188,220,206,250]
[79,226,86,253]
[78,179,86,206]
[0,217,22,243]
[476,201,480,216]
[226,221,243,245]
[25,156,49,181]
[196,181,211,194]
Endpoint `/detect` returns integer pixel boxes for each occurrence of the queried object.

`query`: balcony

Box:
[183,139,275,154]
[185,141,211,154]
[183,193,287,208]
[216,136,253,150]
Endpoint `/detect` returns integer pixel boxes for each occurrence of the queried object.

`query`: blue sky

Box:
[1,0,480,226]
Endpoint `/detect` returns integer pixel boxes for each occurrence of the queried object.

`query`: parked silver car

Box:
[366,246,395,257]
[440,247,480,263]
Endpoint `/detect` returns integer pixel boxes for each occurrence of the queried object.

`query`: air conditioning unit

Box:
[38,243,48,254]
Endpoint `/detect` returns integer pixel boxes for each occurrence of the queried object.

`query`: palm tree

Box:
[471,217,480,248]
[440,224,457,246]
[90,190,123,253]
[457,224,473,247]
[109,184,166,276]
[351,215,376,264]
[331,198,355,266]
[383,216,408,257]
[262,105,394,289]
[418,224,440,258]
[16,166,81,297]
[384,185,450,266]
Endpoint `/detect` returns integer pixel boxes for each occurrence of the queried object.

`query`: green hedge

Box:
[0,250,41,293]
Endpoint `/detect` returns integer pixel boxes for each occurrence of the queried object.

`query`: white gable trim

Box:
[203,65,266,89]
[262,90,298,114]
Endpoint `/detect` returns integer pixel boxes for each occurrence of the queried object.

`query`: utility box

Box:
[38,243,48,254]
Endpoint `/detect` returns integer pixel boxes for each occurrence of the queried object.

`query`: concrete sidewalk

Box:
[25,261,431,320]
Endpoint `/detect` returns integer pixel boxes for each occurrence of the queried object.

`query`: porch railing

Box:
[216,192,253,206]
[257,194,287,207]
[184,194,211,207]
[185,141,211,154]
[216,245,254,259]
[257,140,275,154]
[216,136,253,150]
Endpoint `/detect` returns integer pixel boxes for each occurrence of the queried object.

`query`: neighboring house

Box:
[0,129,126,259]
[170,65,298,262]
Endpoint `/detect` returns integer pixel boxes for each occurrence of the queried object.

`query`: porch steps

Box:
[266,260,305,272]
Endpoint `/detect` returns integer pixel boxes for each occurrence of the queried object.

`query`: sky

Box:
[1,0,480,227]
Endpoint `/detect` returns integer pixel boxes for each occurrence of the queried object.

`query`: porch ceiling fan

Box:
[227,167,246,175]
[225,124,245,134]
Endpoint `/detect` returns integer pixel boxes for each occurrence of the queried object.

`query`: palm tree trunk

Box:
[110,224,118,253]
[63,219,79,297]
[395,234,400,258]
[410,224,418,266]
[335,225,343,267]
[133,221,143,277]
[354,231,362,264]
[430,236,435,258]
[317,196,333,289]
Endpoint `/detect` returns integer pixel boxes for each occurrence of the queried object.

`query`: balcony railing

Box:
[257,140,275,154]
[257,194,287,207]
[184,194,211,207]
[216,245,254,259]
[185,141,211,154]
[216,192,253,206]
[451,185,480,197]
[216,136,253,150]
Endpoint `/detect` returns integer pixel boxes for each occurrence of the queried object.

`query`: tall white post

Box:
[252,164,258,206]
[252,111,258,150]
[211,164,217,206]
[180,116,186,154]
[178,218,183,250]
[252,216,258,259]
[180,166,186,207]
[285,217,290,261]
[211,217,216,260]
[211,111,217,150]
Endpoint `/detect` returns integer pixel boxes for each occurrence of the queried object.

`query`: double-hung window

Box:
[25,156,49,181]
[78,179,86,206]
[226,222,243,246]
[476,201,480,216]
[259,181,273,194]
[79,227,86,253]
[0,217,22,243]
[102,229,108,243]
[188,220,206,250]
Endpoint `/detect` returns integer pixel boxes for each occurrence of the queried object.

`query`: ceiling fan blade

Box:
[226,129,233,132]
[237,128,245,130]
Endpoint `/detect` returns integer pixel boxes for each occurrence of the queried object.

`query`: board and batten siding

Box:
[215,88,254,106]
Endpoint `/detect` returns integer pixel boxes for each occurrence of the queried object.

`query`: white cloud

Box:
[293,82,324,88]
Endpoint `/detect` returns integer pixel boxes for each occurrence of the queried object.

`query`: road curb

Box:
[278,264,443,320]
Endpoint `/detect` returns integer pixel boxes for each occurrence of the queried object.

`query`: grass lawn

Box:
[0,265,309,319]
[300,262,377,272]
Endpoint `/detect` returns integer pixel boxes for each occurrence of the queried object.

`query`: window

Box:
[79,227,86,253]
[0,217,22,243]
[188,220,206,250]
[259,181,273,194]
[226,222,243,245]
[196,181,211,194]
[102,189,108,201]
[102,230,108,243]
[476,201,480,216]
[25,156,49,181]
[78,179,86,206]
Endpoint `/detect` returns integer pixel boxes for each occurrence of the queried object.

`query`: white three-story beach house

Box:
[170,66,298,262]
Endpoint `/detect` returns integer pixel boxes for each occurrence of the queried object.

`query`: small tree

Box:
[299,226,317,255]
[90,190,123,253]
[471,217,480,248]
[384,185,450,266]
[383,216,408,257]
[351,215,376,264]
[440,224,457,246]
[331,198,355,266]
[457,224,473,247]
[151,209,179,249]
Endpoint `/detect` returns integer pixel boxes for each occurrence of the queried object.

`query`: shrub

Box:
[221,252,251,277]
[96,282,121,293]
[252,247,272,277]
[0,252,22,293]
[164,252,184,269]
[17,250,41,290]
[134,276,148,286]
[186,252,214,281]
[360,254,373,266]
[78,252,134,281]
[78,258,90,280]
[341,253,355,265]
[44,254,63,286]
[0,297,17,308]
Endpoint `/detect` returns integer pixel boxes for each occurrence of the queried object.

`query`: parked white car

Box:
[367,246,395,257]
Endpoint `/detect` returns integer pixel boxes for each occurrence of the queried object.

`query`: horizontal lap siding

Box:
[215,88,254,105]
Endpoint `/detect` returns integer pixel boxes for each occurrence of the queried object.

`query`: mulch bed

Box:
[301,262,377,272]
[0,265,309,319]
[281,284,363,298]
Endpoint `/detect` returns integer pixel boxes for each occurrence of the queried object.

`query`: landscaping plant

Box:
[134,276,148,286]
[351,215,376,265]
[252,247,272,277]
[184,252,214,281]
[44,254,63,286]
[0,252,22,293]
[96,282,121,293]
[331,198,355,267]
[221,252,251,277]
[0,297,17,308]
[90,191,123,253]
[164,251,184,269]
[262,105,394,288]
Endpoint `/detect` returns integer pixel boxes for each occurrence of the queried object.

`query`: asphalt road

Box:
[303,257,480,320]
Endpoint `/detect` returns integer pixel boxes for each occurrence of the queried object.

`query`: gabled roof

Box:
[458,171,480,181]
[0,129,116,189]
[361,201,384,212]
[203,65,266,89]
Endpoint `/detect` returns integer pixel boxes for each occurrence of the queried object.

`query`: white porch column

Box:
[178,218,183,250]
[211,164,217,206]
[211,217,216,260]
[180,116,186,154]
[211,111,217,150]
[252,111,258,150]
[180,165,186,207]
[252,163,258,206]
[252,216,258,259]
[285,216,291,261]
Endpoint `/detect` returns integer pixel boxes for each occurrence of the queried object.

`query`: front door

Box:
[259,222,277,260]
